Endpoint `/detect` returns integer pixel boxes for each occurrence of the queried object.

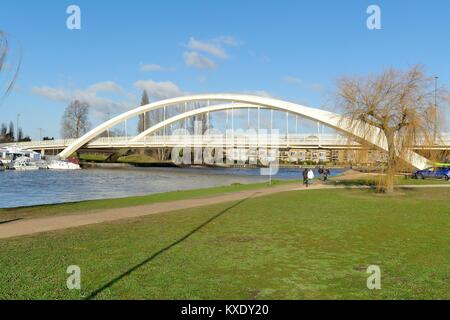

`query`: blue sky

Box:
[1,0,449,139]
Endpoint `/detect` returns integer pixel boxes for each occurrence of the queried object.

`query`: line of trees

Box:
[0,121,30,143]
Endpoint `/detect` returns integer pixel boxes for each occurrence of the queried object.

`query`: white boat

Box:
[47,160,81,170]
[0,145,42,165]
[11,156,40,171]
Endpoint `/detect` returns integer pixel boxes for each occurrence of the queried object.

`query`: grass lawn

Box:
[0,180,295,222]
[79,154,109,162]
[0,187,448,299]
[117,154,164,164]
[330,175,450,186]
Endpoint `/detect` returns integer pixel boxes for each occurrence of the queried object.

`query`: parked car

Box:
[413,167,450,181]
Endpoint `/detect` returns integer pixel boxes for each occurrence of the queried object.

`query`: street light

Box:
[434,76,439,143]
[37,128,44,141]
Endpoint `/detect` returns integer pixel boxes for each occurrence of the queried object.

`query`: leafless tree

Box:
[336,66,449,193]
[137,90,150,133]
[61,100,91,139]
[0,30,21,103]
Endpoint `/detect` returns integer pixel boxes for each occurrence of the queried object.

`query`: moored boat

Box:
[47,159,81,170]
[11,156,40,171]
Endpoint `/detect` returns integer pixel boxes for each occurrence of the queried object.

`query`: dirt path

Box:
[0,183,447,240]
[0,183,310,239]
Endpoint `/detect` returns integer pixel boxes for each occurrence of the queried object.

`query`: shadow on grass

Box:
[0,218,23,224]
[328,179,377,187]
[84,195,254,300]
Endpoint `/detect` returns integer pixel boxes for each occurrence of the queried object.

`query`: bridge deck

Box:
[1,134,449,151]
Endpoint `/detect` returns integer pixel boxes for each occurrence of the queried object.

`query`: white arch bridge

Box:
[6,94,449,169]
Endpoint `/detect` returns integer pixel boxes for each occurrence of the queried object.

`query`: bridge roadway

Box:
[1,133,449,153]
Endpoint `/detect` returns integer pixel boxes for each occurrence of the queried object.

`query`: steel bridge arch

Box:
[58,93,429,169]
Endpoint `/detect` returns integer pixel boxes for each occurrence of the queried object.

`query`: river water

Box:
[0,167,344,208]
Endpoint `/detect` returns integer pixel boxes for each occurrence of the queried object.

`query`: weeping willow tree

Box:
[336,66,449,193]
[0,30,21,103]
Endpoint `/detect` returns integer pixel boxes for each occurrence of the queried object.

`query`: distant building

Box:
[280,147,387,165]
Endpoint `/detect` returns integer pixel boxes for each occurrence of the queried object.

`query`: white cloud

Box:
[88,81,123,94]
[140,63,174,72]
[183,36,240,70]
[213,36,240,47]
[187,37,228,59]
[33,79,187,117]
[32,81,132,118]
[283,76,303,86]
[31,86,68,101]
[134,79,184,100]
[183,51,216,70]
[283,76,325,93]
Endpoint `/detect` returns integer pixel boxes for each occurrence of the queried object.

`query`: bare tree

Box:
[61,100,91,138]
[0,30,21,103]
[137,90,150,133]
[8,121,14,141]
[336,66,449,193]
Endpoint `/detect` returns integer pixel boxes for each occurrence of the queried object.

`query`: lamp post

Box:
[434,76,438,143]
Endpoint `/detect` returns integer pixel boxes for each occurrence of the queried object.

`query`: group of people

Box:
[302,167,331,187]
[318,167,331,181]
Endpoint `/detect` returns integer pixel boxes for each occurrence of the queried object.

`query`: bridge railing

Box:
[1,133,448,150]
[0,139,77,149]
[88,134,356,147]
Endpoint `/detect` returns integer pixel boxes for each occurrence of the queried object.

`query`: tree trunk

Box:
[385,132,396,193]
[385,160,395,193]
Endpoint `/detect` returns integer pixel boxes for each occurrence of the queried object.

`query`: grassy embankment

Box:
[0,186,448,300]
[78,154,109,162]
[0,180,295,222]
[79,154,167,164]
[330,173,449,186]
[1,171,447,222]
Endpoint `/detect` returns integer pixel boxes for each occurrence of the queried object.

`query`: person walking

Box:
[302,168,309,187]
[323,168,330,181]
[318,167,324,181]
[307,168,315,186]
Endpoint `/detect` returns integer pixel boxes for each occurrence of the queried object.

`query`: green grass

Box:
[0,187,448,300]
[330,175,449,186]
[79,154,109,162]
[117,154,160,164]
[0,180,294,222]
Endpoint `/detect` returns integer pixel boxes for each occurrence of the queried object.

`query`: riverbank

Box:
[1,168,447,218]
[0,180,297,221]
[0,185,448,299]
[1,181,448,240]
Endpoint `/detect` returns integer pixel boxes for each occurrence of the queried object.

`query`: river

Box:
[0,167,345,208]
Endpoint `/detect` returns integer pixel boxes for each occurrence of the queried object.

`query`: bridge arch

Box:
[131,103,257,142]
[58,93,429,169]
